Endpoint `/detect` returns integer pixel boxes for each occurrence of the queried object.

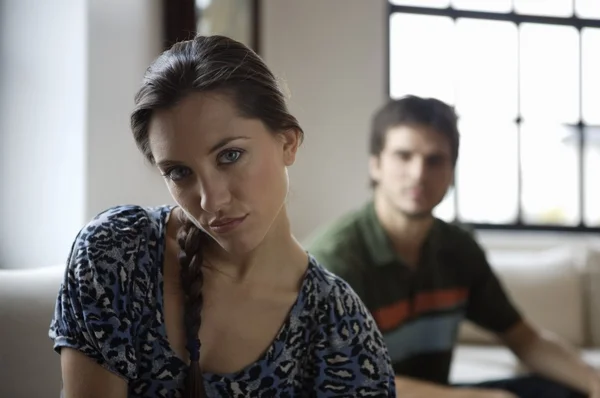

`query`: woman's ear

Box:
[280,129,302,166]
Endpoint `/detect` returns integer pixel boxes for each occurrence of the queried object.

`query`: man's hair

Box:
[369,95,459,165]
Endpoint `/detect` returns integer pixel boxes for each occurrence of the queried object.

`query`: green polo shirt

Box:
[306,201,522,384]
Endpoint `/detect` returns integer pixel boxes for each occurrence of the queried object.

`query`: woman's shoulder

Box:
[305,256,373,324]
[49,204,174,382]
[67,204,173,287]
[80,204,171,241]
[77,204,172,249]
[307,256,363,300]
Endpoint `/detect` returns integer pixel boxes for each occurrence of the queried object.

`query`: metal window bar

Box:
[577,30,585,229]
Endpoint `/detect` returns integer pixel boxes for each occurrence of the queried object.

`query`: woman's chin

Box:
[211,235,260,257]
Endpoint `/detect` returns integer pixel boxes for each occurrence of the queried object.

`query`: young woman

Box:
[49,35,396,397]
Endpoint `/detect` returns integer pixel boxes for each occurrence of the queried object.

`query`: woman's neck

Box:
[204,207,307,287]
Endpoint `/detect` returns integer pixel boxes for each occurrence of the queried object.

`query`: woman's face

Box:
[148,92,300,255]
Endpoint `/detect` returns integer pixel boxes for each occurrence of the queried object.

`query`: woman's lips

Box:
[208,215,248,233]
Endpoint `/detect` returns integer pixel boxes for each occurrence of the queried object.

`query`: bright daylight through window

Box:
[389,0,600,231]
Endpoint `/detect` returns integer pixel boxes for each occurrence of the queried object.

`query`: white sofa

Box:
[0,265,64,398]
[451,244,600,384]
[0,245,599,397]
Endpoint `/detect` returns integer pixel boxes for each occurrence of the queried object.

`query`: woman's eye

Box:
[164,166,191,182]
[217,149,243,165]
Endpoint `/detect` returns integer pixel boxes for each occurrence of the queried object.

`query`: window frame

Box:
[386,2,600,233]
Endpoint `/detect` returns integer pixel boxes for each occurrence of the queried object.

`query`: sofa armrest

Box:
[0,265,65,398]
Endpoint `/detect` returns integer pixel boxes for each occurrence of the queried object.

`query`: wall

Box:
[0,0,87,269]
[262,0,388,240]
[0,0,171,268]
[85,0,173,221]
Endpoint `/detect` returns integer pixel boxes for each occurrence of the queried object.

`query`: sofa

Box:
[452,243,600,384]
[0,265,64,398]
[1,244,599,397]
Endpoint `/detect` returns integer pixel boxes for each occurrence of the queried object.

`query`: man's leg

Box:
[456,375,586,398]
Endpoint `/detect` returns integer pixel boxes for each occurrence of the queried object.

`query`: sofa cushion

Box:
[582,349,600,368]
[450,345,521,384]
[450,345,600,385]
[458,246,585,346]
[0,266,65,398]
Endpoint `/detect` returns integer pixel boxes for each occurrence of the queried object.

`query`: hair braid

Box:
[176,213,207,398]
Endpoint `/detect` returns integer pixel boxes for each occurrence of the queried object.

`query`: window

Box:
[388,1,600,231]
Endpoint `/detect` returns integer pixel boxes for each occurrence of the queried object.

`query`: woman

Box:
[49,35,396,397]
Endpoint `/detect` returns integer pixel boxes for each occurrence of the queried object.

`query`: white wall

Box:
[262,0,388,240]
[86,0,173,221]
[0,0,172,268]
[0,0,87,269]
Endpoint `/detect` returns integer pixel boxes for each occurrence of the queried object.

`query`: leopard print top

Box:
[49,205,396,397]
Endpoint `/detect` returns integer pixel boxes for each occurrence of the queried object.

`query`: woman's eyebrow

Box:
[208,136,250,154]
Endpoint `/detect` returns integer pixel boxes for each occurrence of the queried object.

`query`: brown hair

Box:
[369,95,460,187]
[130,35,303,397]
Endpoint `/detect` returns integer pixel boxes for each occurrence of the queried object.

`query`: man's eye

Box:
[217,149,244,165]
[428,157,442,165]
[397,152,411,161]
[163,166,191,181]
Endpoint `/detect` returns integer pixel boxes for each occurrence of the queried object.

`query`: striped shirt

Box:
[307,201,522,384]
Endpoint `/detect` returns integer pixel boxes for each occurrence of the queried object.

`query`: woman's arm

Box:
[61,348,127,398]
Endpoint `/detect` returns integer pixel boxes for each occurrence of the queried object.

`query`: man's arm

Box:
[394,376,516,398]
[501,320,600,397]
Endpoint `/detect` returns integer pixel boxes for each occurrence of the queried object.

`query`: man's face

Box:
[370,124,455,219]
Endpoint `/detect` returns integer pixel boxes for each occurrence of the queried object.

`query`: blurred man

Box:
[308,95,599,398]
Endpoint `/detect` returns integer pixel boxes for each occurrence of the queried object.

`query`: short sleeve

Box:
[464,239,522,334]
[309,277,396,397]
[49,206,152,381]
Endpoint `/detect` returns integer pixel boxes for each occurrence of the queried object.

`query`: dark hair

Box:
[369,94,459,169]
[130,35,303,397]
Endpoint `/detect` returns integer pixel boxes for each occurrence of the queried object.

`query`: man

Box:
[307,95,600,398]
